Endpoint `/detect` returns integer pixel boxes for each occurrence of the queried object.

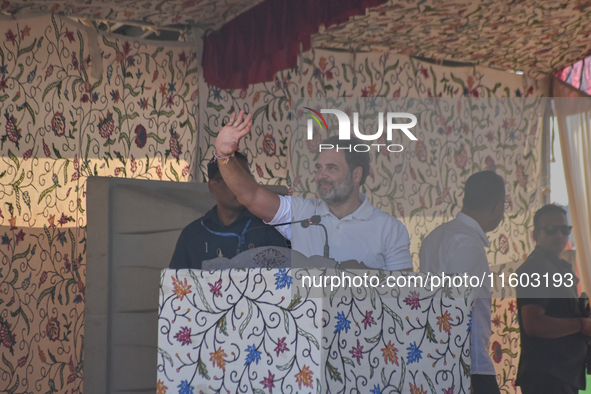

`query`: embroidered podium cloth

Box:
[158,268,474,393]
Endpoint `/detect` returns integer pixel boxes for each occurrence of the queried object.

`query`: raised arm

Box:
[214,110,280,223]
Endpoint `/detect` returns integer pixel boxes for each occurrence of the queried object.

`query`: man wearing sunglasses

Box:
[516,204,591,394]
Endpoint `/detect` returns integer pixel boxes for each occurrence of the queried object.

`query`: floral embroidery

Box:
[210,348,227,371]
[172,277,192,301]
[208,279,222,297]
[174,327,192,346]
[334,311,351,334]
[244,344,262,366]
[294,365,314,390]
[274,268,291,290]
[406,341,423,364]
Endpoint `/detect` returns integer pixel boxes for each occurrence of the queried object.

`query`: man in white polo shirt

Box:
[213,110,412,271]
[419,171,506,394]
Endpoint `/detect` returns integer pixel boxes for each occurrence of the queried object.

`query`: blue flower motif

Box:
[406,341,423,364]
[507,129,517,142]
[177,380,194,394]
[370,384,382,394]
[334,311,351,334]
[168,81,176,94]
[274,269,292,290]
[57,230,67,246]
[244,344,262,366]
[110,90,120,102]
[212,86,222,102]
[467,311,472,332]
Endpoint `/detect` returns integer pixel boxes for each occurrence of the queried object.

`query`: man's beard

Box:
[317,173,355,205]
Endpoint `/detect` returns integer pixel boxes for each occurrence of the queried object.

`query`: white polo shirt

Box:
[267,194,412,271]
[418,212,495,375]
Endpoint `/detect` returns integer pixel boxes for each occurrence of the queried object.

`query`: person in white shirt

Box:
[419,171,505,394]
[213,110,412,271]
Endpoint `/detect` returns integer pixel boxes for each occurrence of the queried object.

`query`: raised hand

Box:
[215,110,253,156]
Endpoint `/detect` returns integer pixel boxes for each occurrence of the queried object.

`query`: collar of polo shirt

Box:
[317,193,374,221]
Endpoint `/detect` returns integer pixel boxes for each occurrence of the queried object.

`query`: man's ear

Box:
[208,179,217,195]
[532,228,540,243]
[492,200,504,215]
[353,166,363,184]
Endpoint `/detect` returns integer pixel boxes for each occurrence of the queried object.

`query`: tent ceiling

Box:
[3,0,589,76]
[312,0,591,77]
[1,0,265,31]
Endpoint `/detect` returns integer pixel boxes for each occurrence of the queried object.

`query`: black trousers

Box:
[471,374,501,394]
[519,375,579,394]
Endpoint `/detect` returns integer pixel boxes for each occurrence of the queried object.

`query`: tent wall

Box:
[1,13,549,393]
[0,14,199,393]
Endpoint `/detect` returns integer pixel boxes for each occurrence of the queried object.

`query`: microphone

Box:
[279,215,329,258]
[237,216,325,255]
[300,215,321,228]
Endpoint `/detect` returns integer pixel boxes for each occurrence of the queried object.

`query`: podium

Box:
[158,248,475,393]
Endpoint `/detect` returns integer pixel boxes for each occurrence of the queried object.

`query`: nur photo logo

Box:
[304,107,418,153]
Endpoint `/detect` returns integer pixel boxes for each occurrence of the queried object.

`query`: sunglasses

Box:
[540,225,572,236]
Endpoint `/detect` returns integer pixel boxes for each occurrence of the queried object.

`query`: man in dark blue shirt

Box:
[169,152,288,269]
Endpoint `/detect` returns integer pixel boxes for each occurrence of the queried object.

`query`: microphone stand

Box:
[237,215,330,258]
[302,216,329,258]
[237,216,318,254]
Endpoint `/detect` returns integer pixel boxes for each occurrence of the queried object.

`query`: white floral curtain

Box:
[553,78,591,294]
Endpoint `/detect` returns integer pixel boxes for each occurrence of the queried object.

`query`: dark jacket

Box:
[516,247,588,389]
[169,207,288,269]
